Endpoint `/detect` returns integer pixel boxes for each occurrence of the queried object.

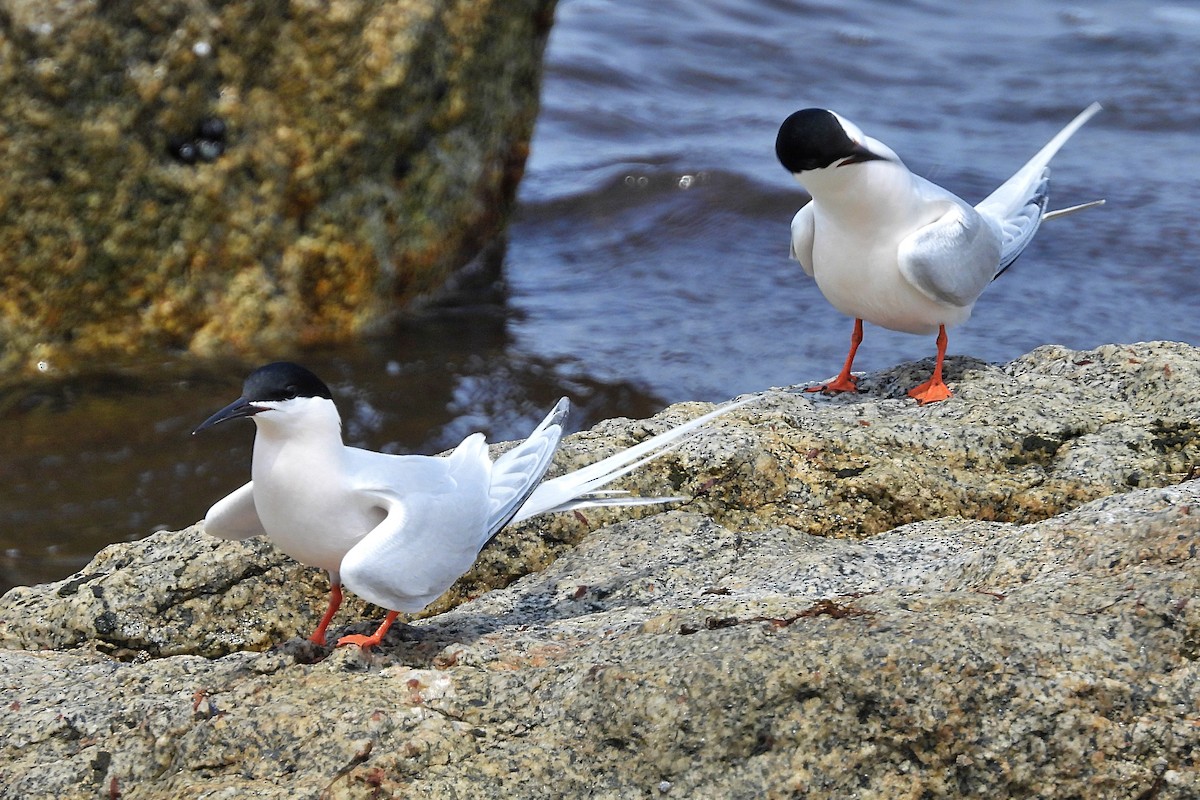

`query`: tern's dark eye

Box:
[267,384,301,401]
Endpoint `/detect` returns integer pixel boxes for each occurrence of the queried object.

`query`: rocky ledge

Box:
[1,341,1198,798]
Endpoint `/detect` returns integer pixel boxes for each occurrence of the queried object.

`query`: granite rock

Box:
[0,0,556,376]
[0,341,1198,798]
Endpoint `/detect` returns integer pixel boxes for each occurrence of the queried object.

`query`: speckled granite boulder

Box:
[1,342,1198,798]
[0,0,556,376]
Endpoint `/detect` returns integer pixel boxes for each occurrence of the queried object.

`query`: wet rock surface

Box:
[1,342,1198,798]
[0,0,556,375]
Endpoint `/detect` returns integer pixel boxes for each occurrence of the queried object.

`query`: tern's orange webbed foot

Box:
[336,633,384,650]
[805,374,859,394]
[907,378,953,405]
[335,610,400,651]
[908,323,952,404]
[808,318,864,395]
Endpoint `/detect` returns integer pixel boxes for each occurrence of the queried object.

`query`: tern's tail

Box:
[511,396,754,524]
[976,102,1102,276]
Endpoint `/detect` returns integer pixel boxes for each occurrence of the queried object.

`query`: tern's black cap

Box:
[242,362,333,402]
[775,108,886,173]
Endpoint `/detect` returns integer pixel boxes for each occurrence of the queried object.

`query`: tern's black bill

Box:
[192,396,264,435]
[837,143,889,167]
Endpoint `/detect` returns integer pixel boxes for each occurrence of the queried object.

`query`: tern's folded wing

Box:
[789,203,816,277]
[896,201,1002,309]
[338,443,493,614]
[338,490,493,613]
[202,481,266,540]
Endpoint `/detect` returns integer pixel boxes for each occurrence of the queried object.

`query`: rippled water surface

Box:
[3,0,1198,591]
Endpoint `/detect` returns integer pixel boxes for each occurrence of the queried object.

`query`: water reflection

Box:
[0,305,666,594]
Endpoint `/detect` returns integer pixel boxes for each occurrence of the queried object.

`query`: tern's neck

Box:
[800,160,915,217]
[250,399,345,466]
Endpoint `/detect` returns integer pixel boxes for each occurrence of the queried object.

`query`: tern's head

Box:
[193,361,336,435]
[775,108,890,175]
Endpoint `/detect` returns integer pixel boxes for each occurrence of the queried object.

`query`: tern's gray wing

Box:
[483,397,568,544]
[202,481,266,540]
[896,200,1002,308]
[788,203,815,277]
[992,170,1049,277]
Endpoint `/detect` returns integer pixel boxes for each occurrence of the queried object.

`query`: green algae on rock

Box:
[0,0,556,376]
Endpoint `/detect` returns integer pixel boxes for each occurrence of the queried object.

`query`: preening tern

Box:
[775,103,1103,403]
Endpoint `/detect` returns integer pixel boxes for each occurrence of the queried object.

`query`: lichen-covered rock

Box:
[0,526,373,658]
[0,342,1198,798]
[0,0,556,376]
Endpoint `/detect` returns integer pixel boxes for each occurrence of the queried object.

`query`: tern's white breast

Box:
[810,222,971,334]
[251,436,381,574]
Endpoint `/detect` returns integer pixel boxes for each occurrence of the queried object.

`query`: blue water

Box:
[2,0,1198,591]
[509,0,1199,398]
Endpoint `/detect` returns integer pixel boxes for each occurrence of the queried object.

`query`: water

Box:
[2,0,1198,592]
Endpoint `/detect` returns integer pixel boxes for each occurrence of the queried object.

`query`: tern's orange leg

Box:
[806,318,863,394]
[337,611,400,651]
[907,325,953,405]
[308,583,344,646]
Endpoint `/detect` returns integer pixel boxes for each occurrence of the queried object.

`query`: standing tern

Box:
[775,103,1103,404]
[194,362,748,650]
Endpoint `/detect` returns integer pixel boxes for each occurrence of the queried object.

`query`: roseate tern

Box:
[776,103,1103,403]
[194,362,748,649]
